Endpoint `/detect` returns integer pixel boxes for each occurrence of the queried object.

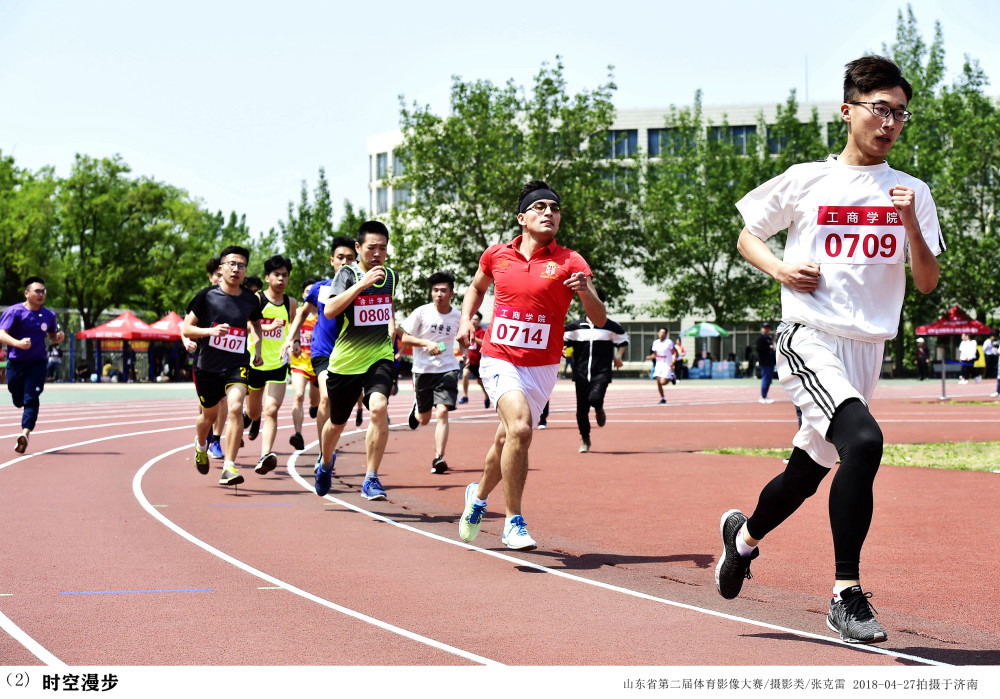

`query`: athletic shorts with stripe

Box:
[248,364,289,390]
[195,365,249,409]
[775,322,882,468]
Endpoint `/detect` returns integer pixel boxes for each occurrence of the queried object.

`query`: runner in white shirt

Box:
[400,271,462,474]
[715,56,944,645]
[646,328,675,404]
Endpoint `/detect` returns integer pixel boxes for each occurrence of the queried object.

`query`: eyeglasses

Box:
[223,261,247,270]
[527,201,561,214]
[850,102,913,123]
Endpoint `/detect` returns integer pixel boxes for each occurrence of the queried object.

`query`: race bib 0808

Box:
[815,206,904,265]
[353,294,392,327]
[490,305,551,351]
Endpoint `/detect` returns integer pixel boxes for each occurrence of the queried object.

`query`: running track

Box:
[1,380,998,676]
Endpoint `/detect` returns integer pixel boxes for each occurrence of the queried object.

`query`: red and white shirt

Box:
[737,155,944,342]
[480,235,592,367]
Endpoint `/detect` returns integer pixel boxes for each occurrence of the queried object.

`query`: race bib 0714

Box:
[353,294,392,327]
[208,324,247,354]
[815,206,904,265]
[490,305,551,351]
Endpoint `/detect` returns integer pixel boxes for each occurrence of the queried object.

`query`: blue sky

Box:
[2,0,998,236]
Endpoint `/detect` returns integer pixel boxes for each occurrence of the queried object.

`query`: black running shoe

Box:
[408,401,419,430]
[715,509,759,599]
[243,413,251,429]
[355,408,363,426]
[248,419,260,440]
[827,586,888,644]
[289,432,305,451]
[595,407,606,427]
[255,452,278,475]
[431,456,448,474]
[309,406,318,419]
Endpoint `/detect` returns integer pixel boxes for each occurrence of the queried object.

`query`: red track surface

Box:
[1,380,998,679]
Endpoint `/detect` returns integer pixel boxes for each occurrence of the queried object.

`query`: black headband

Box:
[518,189,560,213]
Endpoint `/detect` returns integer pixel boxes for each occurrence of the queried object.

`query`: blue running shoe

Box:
[314,453,336,496]
[207,439,224,460]
[362,475,387,501]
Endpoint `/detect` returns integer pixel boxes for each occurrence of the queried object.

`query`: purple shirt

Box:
[0,303,59,363]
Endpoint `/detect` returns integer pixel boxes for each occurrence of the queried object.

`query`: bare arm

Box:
[458,268,493,347]
[281,300,316,358]
[565,272,606,328]
[737,228,820,292]
[890,185,939,294]
[324,266,385,319]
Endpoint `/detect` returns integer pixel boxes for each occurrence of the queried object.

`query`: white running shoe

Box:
[502,515,537,550]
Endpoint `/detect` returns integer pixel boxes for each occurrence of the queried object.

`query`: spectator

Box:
[755,322,776,403]
[46,344,63,381]
[957,333,977,384]
[981,335,997,381]
[915,338,929,380]
[75,360,90,383]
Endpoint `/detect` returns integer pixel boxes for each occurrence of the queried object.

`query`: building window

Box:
[369,155,373,183]
[392,187,411,209]
[766,127,788,155]
[707,125,756,155]
[376,152,388,179]
[376,187,388,214]
[393,153,405,177]
[607,129,638,159]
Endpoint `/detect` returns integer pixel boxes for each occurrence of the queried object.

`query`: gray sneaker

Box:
[827,586,888,644]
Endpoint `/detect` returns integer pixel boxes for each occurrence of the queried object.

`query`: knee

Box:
[368,395,388,419]
[508,420,533,444]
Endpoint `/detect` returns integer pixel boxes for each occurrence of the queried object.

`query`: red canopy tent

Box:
[76,310,180,341]
[915,306,993,336]
[148,311,185,341]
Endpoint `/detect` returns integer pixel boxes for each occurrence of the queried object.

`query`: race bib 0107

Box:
[208,325,247,354]
[490,305,551,351]
[353,294,392,327]
[816,206,904,265]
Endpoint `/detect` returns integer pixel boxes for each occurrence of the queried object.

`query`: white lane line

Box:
[0,611,65,666]
[132,444,502,667]
[286,445,952,667]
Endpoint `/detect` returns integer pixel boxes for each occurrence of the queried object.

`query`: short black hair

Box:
[24,276,45,289]
[427,271,455,290]
[301,276,321,294]
[331,236,356,255]
[844,55,913,103]
[357,221,389,245]
[473,311,483,321]
[220,245,251,263]
[518,180,559,210]
[205,256,221,276]
[242,275,263,292]
[264,255,292,275]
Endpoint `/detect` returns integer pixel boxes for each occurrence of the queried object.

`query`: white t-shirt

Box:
[651,338,675,363]
[736,155,945,342]
[401,304,461,374]
[958,339,978,362]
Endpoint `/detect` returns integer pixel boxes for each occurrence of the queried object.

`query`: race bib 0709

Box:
[490,305,551,351]
[208,324,247,354]
[815,206,904,265]
[353,294,392,327]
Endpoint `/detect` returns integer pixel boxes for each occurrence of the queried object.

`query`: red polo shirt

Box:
[480,235,592,367]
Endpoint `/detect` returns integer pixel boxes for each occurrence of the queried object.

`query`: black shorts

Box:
[248,364,289,390]
[310,354,330,378]
[195,365,248,409]
[413,370,459,413]
[466,362,481,380]
[326,359,397,425]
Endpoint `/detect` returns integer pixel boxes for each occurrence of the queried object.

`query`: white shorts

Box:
[653,361,675,380]
[775,323,883,468]
[479,355,559,428]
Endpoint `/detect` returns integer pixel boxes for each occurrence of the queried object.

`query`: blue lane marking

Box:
[208,503,294,507]
[60,588,213,595]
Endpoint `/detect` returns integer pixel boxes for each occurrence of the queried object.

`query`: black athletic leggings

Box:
[745,398,883,580]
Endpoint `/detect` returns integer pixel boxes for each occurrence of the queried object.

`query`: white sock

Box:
[224,461,236,470]
[734,523,757,557]
[474,497,488,507]
[366,471,377,479]
[833,584,855,600]
[197,440,207,451]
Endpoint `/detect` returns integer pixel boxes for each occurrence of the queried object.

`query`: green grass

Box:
[704,442,1000,473]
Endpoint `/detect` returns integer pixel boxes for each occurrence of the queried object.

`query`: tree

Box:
[391,58,644,314]
[0,151,57,304]
[641,91,828,324]
[278,168,338,292]
[51,154,178,328]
